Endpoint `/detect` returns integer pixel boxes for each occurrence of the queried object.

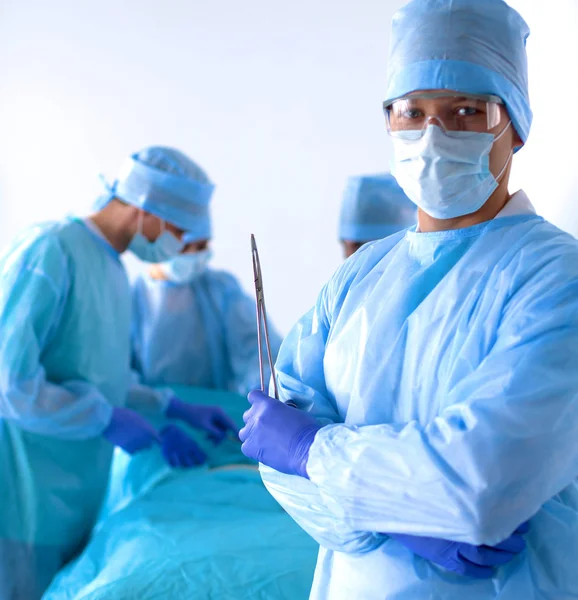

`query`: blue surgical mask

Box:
[160,249,213,283]
[391,123,512,220]
[129,216,183,263]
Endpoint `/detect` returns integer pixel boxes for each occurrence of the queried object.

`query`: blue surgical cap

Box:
[384,0,532,144]
[339,173,416,242]
[96,146,214,237]
[182,230,210,244]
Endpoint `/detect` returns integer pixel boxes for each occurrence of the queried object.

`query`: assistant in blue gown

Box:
[0,145,215,598]
[132,221,282,396]
[338,172,416,258]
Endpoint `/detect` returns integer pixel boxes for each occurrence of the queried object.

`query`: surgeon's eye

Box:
[455,105,481,117]
[390,100,425,121]
[401,107,423,120]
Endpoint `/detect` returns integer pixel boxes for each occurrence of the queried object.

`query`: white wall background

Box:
[0,0,577,334]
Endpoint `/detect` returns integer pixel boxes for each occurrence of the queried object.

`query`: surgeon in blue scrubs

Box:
[240,1,578,598]
[132,158,282,397]
[338,173,415,259]
[0,146,235,599]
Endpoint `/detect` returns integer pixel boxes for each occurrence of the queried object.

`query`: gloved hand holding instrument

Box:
[241,235,530,579]
[241,235,321,473]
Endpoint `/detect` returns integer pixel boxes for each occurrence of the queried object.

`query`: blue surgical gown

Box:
[0,218,132,599]
[261,211,578,599]
[132,270,282,395]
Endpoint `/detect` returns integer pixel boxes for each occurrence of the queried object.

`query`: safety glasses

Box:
[383,92,505,139]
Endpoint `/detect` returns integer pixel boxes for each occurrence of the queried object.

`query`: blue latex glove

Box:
[387,522,530,579]
[160,425,207,468]
[166,397,238,444]
[102,407,160,454]
[239,390,322,478]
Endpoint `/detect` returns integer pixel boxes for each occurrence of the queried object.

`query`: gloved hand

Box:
[387,522,530,579]
[239,390,322,478]
[160,425,207,468]
[102,407,160,454]
[166,397,238,444]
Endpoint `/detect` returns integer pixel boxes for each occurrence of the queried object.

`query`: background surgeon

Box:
[0,145,234,599]
[339,173,415,259]
[131,152,282,398]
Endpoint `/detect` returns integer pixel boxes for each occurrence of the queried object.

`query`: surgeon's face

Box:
[396,91,522,180]
[342,240,364,259]
[139,211,185,242]
[181,239,210,254]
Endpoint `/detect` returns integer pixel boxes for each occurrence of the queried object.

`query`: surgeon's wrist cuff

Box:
[292,424,322,479]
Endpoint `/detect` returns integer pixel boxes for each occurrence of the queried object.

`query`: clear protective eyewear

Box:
[383,92,505,139]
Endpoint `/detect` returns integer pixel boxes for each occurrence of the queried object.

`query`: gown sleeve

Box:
[0,234,113,439]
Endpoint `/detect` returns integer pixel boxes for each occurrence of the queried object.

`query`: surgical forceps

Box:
[251,234,281,400]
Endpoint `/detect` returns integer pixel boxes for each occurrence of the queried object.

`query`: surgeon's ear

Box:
[512,130,523,151]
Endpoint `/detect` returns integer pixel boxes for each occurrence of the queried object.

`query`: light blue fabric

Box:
[160,249,212,283]
[183,230,211,244]
[132,270,282,396]
[390,126,506,219]
[384,0,532,144]
[127,229,183,263]
[96,146,214,236]
[43,386,318,600]
[0,219,132,599]
[261,212,578,599]
[338,173,416,242]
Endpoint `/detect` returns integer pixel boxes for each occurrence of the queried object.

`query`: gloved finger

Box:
[242,408,254,424]
[165,452,179,468]
[199,421,228,441]
[173,448,193,468]
[489,534,526,554]
[173,452,187,468]
[238,420,254,443]
[514,521,530,535]
[207,429,227,444]
[214,412,239,432]
[207,430,227,446]
[241,439,260,462]
[239,426,248,442]
[181,452,197,468]
[160,425,181,440]
[213,414,239,434]
[459,545,516,567]
[247,390,271,405]
[160,442,169,460]
[191,445,207,465]
[447,557,495,579]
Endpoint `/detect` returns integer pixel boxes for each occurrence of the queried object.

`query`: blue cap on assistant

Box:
[384,0,532,144]
[95,146,214,237]
[339,173,416,242]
